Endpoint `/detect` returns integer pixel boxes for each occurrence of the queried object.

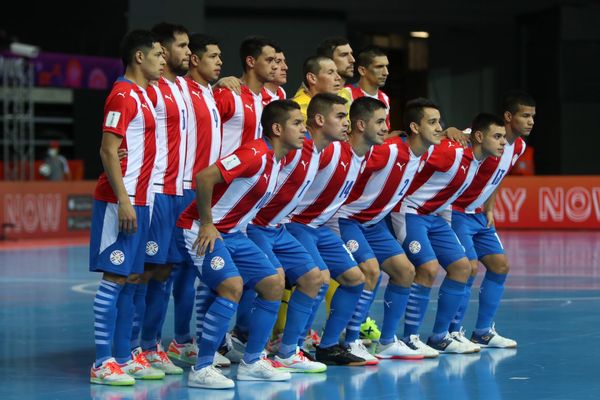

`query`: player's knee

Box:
[491,259,510,275]
[298,268,324,291]
[447,260,471,282]
[103,273,127,285]
[153,265,173,282]
[217,277,244,302]
[256,274,285,300]
[470,261,479,276]
[126,273,141,284]
[338,267,365,287]
[415,264,438,286]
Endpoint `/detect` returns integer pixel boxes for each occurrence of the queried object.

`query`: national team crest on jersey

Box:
[145,241,159,256]
[408,241,421,254]
[210,256,226,270]
[110,250,125,265]
[346,239,360,253]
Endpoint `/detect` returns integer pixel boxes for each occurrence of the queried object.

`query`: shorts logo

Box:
[408,241,421,254]
[210,256,225,271]
[346,240,359,253]
[145,241,159,256]
[110,250,125,265]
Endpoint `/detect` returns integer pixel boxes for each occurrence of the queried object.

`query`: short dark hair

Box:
[357,46,387,69]
[502,90,536,115]
[189,33,219,58]
[120,30,158,67]
[316,36,350,59]
[350,96,387,126]
[239,36,276,71]
[261,100,301,138]
[150,22,189,47]
[471,113,505,135]
[403,98,440,132]
[307,93,347,122]
[302,55,333,87]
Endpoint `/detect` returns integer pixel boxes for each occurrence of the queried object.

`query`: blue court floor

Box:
[1,230,599,400]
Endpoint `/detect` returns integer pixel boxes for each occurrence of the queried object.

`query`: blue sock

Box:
[344,289,374,344]
[140,279,167,350]
[114,283,136,363]
[279,290,315,358]
[156,272,174,343]
[362,273,383,323]
[235,288,257,337]
[195,281,216,341]
[173,264,196,343]
[93,279,123,366]
[243,297,281,364]
[196,296,237,369]
[298,284,328,347]
[320,283,365,348]
[431,278,466,340]
[130,283,147,349]
[475,271,507,333]
[403,283,431,339]
[380,283,410,344]
[450,275,475,333]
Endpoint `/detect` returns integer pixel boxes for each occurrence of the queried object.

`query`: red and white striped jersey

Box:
[215,86,263,157]
[146,76,187,196]
[180,77,222,190]
[453,137,526,213]
[400,139,481,215]
[177,138,281,233]
[261,86,286,105]
[346,84,391,129]
[95,78,156,206]
[336,136,422,225]
[252,136,320,227]
[289,141,366,228]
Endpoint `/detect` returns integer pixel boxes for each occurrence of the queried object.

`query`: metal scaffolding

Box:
[1,56,35,180]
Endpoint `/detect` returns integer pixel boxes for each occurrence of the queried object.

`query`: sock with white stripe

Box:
[243,298,281,364]
[194,281,215,340]
[196,297,237,369]
[403,283,431,339]
[344,289,374,344]
[362,273,383,323]
[130,282,147,349]
[93,279,123,367]
[320,283,365,348]
[431,278,466,340]
[173,264,196,344]
[449,275,475,333]
[114,282,136,363]
[380,283,411,345]
[298,284,328,347]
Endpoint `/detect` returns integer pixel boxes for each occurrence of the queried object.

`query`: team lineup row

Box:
[87,22,537,390]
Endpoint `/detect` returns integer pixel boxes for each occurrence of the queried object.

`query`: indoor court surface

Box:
[1,230,599,400]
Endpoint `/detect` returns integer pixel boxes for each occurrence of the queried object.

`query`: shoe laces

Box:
[105,360,124,375]
[157,350,172,363]
[133,352,152,368]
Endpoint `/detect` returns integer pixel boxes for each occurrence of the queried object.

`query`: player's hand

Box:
[118,202,137,234]
[193,223,223,256]
[117,149,128,160]
[215,76,242,95]
[444,127,470,147]
[486,210,495,228]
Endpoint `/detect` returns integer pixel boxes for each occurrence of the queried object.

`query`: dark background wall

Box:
[2,0,599,176]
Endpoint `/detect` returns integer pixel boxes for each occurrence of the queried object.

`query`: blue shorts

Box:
[178,223,278,291]
[338,218,404,265]
[247,224,317,284]
[168,190,196,265]
[146,193,185,264]
[451,211,504,261]
[397,213,467,269]
[285,222,357,279]
[89,200,150,276]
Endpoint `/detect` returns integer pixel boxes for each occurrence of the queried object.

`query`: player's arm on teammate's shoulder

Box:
[100,132,137,234]
[483,187,499,228]
[193,164,225,255]
[215,76,242,95]
[443,127,470,147]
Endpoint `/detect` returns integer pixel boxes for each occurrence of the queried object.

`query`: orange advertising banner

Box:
[0,181,96,240]
[493,176,600,229]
